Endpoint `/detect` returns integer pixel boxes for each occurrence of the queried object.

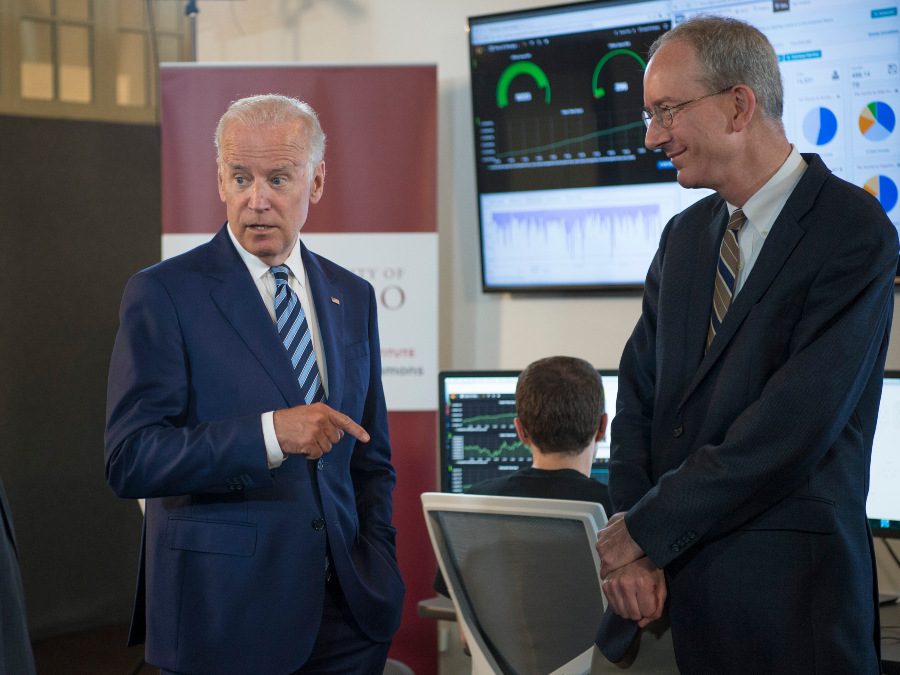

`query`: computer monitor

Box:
[439,370,618,493]
[868,371,900,538]
[440,369,900,528]
[469,0,900,292]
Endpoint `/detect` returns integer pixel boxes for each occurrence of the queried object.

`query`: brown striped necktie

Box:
[706,208,747,353]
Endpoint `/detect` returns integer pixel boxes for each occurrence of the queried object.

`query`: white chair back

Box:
[422,493,608,675]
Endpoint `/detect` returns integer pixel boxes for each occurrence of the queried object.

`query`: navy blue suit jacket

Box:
[0,477,35,675]
[598,155,898,674]
[105,225,404,675]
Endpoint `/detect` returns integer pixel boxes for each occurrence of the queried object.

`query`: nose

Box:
[248,182,270,211]
[644,117,670,151]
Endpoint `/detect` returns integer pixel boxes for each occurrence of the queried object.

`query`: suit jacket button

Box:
[671,544,680,552]
[312,518,326,531]
[317,458,324,471]
[674,426,683,438]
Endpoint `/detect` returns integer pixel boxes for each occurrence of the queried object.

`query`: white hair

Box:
[215,94,326,177]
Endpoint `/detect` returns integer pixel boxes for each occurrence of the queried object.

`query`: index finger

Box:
[328,410,370,443]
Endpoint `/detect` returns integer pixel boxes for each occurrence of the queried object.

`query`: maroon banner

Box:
[161,65,437,235]
[388,411,438,675]
[161,65,439,674]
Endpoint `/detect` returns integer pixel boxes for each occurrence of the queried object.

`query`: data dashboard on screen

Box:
[439,371,618,493]
[867,372,900,536]
[469,0,900,292]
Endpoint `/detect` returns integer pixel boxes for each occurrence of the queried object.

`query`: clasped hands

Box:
[595,512,666,627]
[274,403,369,460]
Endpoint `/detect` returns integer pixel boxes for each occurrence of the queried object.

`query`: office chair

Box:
[383,658,415,675]
[422,493,609,675]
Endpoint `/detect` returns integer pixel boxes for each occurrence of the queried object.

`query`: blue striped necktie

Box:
[706,208,747,353]
[271,266,326,405]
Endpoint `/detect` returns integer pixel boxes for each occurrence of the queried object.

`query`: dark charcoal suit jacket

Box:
[598,154,898,674]
[105,225,404,675]
[0,477,35,675]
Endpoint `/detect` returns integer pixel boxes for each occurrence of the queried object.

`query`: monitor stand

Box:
[880,593,899,605]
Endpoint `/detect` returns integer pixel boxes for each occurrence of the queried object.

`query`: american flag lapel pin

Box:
[331,297,340,305]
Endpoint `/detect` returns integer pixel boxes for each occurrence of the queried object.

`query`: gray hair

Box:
[649,16,783,123]
[215,94,326,177]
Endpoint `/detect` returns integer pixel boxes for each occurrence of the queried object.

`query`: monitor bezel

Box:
[870,369,900,539]
[438,368,618,492]
[467,0,668,295]
[467,0,900,294]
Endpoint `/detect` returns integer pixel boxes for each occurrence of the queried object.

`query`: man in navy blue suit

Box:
[105,95,404,675]
[594,17,898,674]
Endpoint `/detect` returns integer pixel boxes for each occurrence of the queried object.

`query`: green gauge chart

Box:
[496,61,551,108]
[592,49,646,99]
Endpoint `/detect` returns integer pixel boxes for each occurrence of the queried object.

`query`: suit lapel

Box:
[678,154,829,410]
[300,240,345,412]
[206,226,306,408]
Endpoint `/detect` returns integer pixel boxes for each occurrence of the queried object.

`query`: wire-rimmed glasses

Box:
[641,85,738,129]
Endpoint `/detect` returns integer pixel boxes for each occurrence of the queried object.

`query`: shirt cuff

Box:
[262,411,286,469]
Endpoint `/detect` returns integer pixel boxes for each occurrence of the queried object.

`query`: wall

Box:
[194,0,900,375]
[194,0,653,373]
[0,114,160,638]
[192,0,900,650]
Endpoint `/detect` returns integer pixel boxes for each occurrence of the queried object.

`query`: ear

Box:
[217,162,226,203]
[309,161,325,204]
[513,417,532,447]
[595,413,609,442]
[730,84,757,133]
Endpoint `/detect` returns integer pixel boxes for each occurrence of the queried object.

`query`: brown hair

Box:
[515,356,605,455]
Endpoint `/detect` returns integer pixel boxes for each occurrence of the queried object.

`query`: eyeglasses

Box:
[641,85,737,129]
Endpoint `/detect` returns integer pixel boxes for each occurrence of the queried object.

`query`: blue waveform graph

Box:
[482,203,664,287]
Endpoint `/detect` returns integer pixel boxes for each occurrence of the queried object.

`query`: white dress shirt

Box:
[227,225,329,469]
[728,145,807,298]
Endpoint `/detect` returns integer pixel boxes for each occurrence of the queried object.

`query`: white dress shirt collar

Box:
[726,145,806,227]
[226,224,307,287]
[724,146,807,296]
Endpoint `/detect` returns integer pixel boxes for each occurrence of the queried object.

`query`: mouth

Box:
[247,225,275,232]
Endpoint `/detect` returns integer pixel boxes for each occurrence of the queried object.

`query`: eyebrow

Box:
[225,163,296,174]
[647,97,680,108]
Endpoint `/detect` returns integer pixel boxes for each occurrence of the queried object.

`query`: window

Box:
[115,0,184,107]
[1,0,191,123]
[20,0,93,102]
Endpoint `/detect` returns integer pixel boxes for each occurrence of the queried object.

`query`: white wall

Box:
[195,0,900,587]
[195,0,900,373]
[196,0,650,373]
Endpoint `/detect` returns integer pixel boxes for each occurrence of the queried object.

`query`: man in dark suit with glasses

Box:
[595,15,898,675]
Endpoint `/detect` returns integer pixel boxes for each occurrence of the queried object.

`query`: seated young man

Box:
[434,355,612,597]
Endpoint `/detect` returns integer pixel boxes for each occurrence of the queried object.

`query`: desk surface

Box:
[417,596,455,622]
[420,594,900,668]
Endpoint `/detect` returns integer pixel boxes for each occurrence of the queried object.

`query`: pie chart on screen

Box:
[864,175,899,213]
[859,102,896,141]
[802,107,838,145]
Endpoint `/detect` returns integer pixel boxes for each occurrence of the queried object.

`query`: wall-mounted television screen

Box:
[469,0,900,292]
